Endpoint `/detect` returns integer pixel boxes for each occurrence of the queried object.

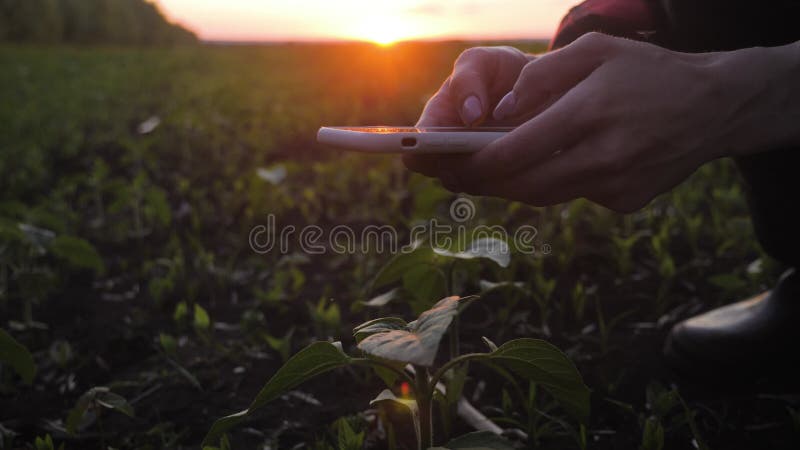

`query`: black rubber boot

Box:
[664,269,800,382]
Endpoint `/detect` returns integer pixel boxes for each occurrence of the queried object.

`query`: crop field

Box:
[1,42,798,449]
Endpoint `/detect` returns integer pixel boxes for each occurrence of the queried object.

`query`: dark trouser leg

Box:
[662,0,800,266]
[665,148,800,379]
[736,149,800,268]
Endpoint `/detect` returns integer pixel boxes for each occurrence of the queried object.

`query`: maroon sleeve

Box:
[550,0,663,49]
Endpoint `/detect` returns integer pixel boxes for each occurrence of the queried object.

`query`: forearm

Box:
[715,40,800,157]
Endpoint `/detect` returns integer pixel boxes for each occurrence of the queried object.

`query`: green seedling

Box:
[570,281,597,323]
[683,213,703,255]
[640,416,665,450]
[308,297,342,338]
[0,328,36,384]
[263,326,295,363]
[368,238,511,314]
[708,272,748,303]
[605,383,708,450]
[48,339,73,369]
[649,223,679,313]
[369,237,512,366]
[532,267,557,334]
[202,296,589,450]
[594,298,637,356]
[333,416,366,450]
[479,280,529,340]
[611,230,643,278]
[490,374,587,449]
[32,434,63,450]
[66,386,135,448]
[434,361,469,440]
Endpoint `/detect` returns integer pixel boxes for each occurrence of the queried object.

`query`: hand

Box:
[406,32,758,213]
[405,46,533,176]
[416,46,534,127]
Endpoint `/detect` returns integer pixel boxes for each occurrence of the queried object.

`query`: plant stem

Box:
[447,260,460,359]
[429,353,487,391]
[414,365,433,449]
[449,315,460,359]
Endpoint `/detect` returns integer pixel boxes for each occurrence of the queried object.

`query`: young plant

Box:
[607,383,708,450]
[0,328,36,385]
[66,386,135,447]
[593,298,637,356]
[202,296,590,449]
[611,232,643,278]
[32,434,64,450]
[367,238,511,316]
[650,223,677,313]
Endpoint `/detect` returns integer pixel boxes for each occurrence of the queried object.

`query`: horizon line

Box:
[200,36,551,45]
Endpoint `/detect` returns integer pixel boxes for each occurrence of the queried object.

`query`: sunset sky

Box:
[155,0,573,44]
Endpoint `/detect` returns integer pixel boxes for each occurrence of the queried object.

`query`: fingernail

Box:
[493,91,516,121]
[461,95,482,125]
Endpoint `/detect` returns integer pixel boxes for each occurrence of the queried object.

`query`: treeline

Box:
[0,0,197,45]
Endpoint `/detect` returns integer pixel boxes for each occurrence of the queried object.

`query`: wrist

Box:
[712,42,800,157]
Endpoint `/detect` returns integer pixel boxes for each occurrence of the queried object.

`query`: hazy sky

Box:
[155,0,575,43]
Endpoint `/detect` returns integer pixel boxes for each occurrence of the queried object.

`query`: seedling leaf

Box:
[194,304,211,331]
[371,245,436,291]
[335,417,365,450]
[433,237,511,268]
[49,235,105,274]
[66,387,133,435]
[357,296,459,366]
[353,317,407,342]
[486,338,590,422]
[0,328,36,384]
[95,390,135,417]
[404,265,447,314]
[361,288,400,308]
[481,336,498,352]
[201,341,350,446]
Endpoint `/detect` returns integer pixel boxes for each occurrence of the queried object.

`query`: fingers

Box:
[449,47,530,126]
[437,82,594,187]
[493,32,611,121]
[416,77,461,127]
[462,151,595,206]
[448,48,496,125]
[409,47,531,175]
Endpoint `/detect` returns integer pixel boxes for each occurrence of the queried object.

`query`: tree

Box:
[0,0,197,45]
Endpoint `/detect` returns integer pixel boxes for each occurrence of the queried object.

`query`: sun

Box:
[351,14,420,46]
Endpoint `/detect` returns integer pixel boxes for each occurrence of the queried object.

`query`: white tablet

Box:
[316,126,511,154]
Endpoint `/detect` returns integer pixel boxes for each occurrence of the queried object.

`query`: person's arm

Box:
[407,33,800,213]
[713,41,800,156]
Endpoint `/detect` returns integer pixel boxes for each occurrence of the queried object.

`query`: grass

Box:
[0,42,797,449]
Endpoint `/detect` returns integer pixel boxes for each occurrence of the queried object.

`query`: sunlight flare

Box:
[350,12,421,45]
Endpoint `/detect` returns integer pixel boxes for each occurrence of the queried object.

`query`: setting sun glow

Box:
[154,0,569,43]
[351,13,423,45]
